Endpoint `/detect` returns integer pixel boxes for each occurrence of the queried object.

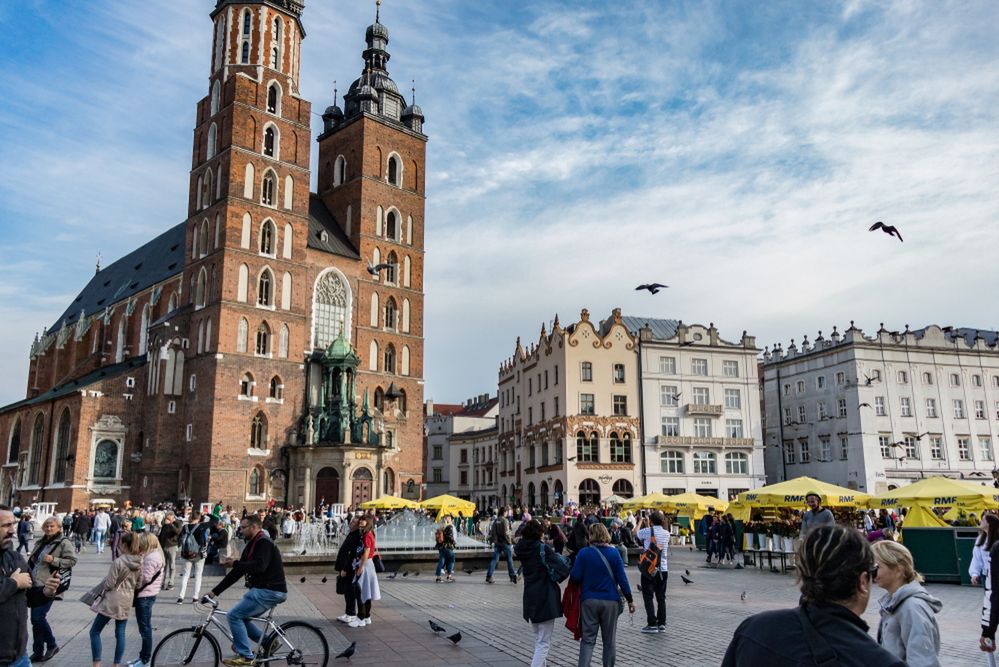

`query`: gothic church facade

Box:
[0,0,427,511]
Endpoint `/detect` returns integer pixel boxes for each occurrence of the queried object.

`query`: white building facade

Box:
[633,318,766,500]
[762,325,999,494]
[424,396,497,498]
[450,424,499,506]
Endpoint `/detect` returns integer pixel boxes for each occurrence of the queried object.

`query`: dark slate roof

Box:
[0,356,147,415]
[615,316,680,340]
[50,223,186,332]
[913,326,999,347]
[308,194,360,259]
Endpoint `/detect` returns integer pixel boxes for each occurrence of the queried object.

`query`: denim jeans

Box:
[229,588,288,659]
[30,598,55,654]
[486,543,516,579]
[435,549,455,577]
[90,614,127,664]
[134,596,156,663]
[93,529,106,553]
[2,653,31,667]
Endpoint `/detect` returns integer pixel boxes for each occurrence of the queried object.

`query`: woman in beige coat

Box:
[89,532,145,667]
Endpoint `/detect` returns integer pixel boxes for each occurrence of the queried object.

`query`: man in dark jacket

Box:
[485,511,517,584]
[722,524,905,667]
[71,511,91,553]
[207,514,287,666]
[158,513,182,590]
[16,515,32,554]
[333,517,361,624]
[1,505,61,667]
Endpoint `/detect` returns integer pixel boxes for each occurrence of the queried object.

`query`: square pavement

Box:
[35,545,985,666]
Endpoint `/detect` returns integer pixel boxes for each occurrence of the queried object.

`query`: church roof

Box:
[50,223,187,333]
[0,356,147,415]
[308,194,360,258]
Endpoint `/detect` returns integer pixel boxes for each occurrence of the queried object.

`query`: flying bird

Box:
[321,576,328,584]
[429,620,446,634]
[300,549,307,555]
[367,261,395,276]
[858,403,872,409]
[680,575,693,585]
[635,283,668,294]
[447,632,463,644]
[869,221,903,242]
[864,374,878,386]
[463,568,475,575]
[740,591,747,601]
[335,642,356,660]
[299,576,306,583]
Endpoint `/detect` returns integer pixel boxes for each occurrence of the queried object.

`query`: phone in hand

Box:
[56,567,71,579]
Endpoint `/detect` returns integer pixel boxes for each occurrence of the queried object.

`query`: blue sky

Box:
[1,0,998,407]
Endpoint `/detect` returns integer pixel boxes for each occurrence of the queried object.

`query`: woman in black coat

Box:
[333,517,361,624]
[514,519,563,667]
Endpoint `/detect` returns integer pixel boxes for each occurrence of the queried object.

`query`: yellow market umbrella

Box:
[727,500,752,522]
[666,492,729,515]
[420,494,477,519]
[901,503,948,528]
[359,495,420,510]
[622,493,675,511]
[868,476,999,510]
[738,476,870,508]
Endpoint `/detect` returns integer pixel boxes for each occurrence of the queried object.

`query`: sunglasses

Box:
[868,565,879,580]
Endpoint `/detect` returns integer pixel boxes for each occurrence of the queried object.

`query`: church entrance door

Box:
[351,467,373,506]
[315,467,340,508]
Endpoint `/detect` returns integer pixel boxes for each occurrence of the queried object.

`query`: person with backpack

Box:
[434,515,457,583]
[485,511,517,584]
[514,519,565,667]
[27,516,77,662]
[175,512,209,605]
[634,511,670,634]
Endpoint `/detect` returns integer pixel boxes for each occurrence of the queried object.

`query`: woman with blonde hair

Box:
[28,516,77,661]
[128,532,164,667]
[89,532,146,667]
[872,540,942,667]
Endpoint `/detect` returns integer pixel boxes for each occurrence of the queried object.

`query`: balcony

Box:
[656,435,755,448]
[685,403,724,416]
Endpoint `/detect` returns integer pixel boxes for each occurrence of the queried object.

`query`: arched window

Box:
[402,298,410,332]
[282,223,293,258]
[195,267,207,308]
[270,46,279,69]
[397,389,407,413]
[249,467,264,495]
[527,482,536,508]
[199,220,209,258]
[202,169,213,207]
[250,413,267,449]
[401,345,410,376]
[210,80,220,116]
[7,419,20,465]
[261,171,276,206]
[385,251,398,284]
[725,452,749,475]
[206,123,217,159]
[243,164,255,199]
[384,344,396,374]
[385,210,398,241]
[369,340,378,371]
[237,263,249,302]
[256,322,271,355]
[52,409,71,484]
[312,270,349,348]
[236,317,249,352]
[578,478,600,506]
[374,387,385,412]
[387,154,402,186]
[540,481,549,508]
[693,451,717,475]
[260,220,275,255]
[242,9,252,35]
[240,372,254,396]
[114,317,126,363]
[334,155,347,186]
[272,17,281,40]
[384,297,397,330]
[93,439,119,480]
[278,324,289,358]
[269,376,283,399]
[138,304,150,354]
[660,451,684,474]
[383,468,394,494]
[210,265,217,301]
[263,125,277,158]
[612,479,634,499]
[257,268,273,306]
[27,414,44,485]
[168,291,178,312]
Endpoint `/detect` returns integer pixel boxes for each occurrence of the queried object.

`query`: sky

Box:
[0,0,997,408]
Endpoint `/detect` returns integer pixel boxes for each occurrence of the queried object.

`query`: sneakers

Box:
[191,599,198,605]
[348,618,366,628]
[363,618,372,626]
[176,598,184,605]
[485,577,494,584]
[126,660,148,667]
[435,577,442,583]
[445,574,454,582]
[658,625,667,633]
[511,575,518,584]
[640,625,659,634]
[222,657,254,667]
[42,647,60,662]
[336,614,357,624]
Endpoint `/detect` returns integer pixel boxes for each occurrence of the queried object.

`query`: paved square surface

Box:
[33,545,985,666]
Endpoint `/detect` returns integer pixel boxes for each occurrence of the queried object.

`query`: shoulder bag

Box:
[593,546,625,615]
[539,542,571,583]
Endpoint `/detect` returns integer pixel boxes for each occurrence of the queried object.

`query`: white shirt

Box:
[94,512,111,531]
[636,526,670,572]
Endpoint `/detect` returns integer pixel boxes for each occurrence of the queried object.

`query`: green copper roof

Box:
[324,329,360,363]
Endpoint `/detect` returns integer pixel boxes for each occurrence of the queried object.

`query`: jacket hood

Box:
[119,554,144,571]
[513,538,541,558]
[880,581,943,614]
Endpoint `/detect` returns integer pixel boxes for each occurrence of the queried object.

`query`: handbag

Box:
[335,574,349,595]
[79,581,106,606]
[539,542,570,583]
[372,553,385,573]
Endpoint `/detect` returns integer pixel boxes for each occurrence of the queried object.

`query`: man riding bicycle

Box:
[205,514,287,666]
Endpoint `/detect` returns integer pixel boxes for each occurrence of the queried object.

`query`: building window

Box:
[384,297,397,330]
[725,452,748,475]
[52,409,71,484]
[835,371,846,385]
[797,405,807,423]
[432,468,442,483]
[432,445,442,460]
[262,172,275,206]
[871,370,882,382]
[580,394,595,415]
[661,416,679,437]
[725,419,743,439]
[269,376,283,399]
[576,431,598,462]
[975,400,986,419]
[613,363,625,383]
[839,436,849,460]
[900,397,912,417]
[241,40,250,64]
[660,451,684,474]
[581,361,592,382]
[267,84,279,114]
[954,399,966,419]
[313,270,349,349]
[384,344,396,374]
[879,435,892,459]
[260,220,275,255]
[609,432,631,463]
[240,372,254,397]
[237,317,249,352]
[724,389,741,409]
[255,322,271,355]
[263,126,276,157]
[242,9,252,35]
[903,436,918,459]
[692,358,708,376]
[387,155,401,186]
[270,46,279,69]
[693,418,712,438]
[783,408,792,425]
[875,396,886,416]
[257,269,273,306]
[385,210,399,241]
[981,438,994,462]
[248,467,264,496]
[661,385,678,407]
[723,360,739,377]
[612,395,627,416]
[693,387,710,405]
[250,414,267,449]
[796,380,805,394]
[973,374,983,387]
[783,383,791,396]
[957,437,971,460]
[816,375,826,389]
[659,356,676,374]
[817,402,827,420]
[784,440,795,464]
[922,371,933,385]
[951,373,961,387]
[692,452,716,475]
[799,438,810,463]
[897,370,908,384]
[837,399,847,418]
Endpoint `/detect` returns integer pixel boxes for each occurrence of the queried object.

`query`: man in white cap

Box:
[801,492,835,535]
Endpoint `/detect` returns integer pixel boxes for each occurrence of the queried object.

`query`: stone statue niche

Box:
[306,331,380,447]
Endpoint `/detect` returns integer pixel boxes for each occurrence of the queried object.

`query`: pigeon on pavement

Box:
[335,642,356,660]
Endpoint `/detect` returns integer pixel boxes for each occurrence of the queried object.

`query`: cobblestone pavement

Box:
[33,545,986,666]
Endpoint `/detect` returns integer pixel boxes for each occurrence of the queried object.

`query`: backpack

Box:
[180,525,206,560]
[638,527,663,577]
[539,542,571,583]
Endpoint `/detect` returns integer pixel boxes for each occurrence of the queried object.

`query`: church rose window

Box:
[93,439,118,479]
[313,271,348,349]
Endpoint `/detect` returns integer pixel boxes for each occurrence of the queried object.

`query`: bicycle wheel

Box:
[264,621,330,667]
[152,627,221,667]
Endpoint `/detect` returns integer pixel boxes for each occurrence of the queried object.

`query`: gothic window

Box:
[168,291,178,312]
[202,170,212,207]
[241,40,250,64]
[278,324,288,358]
[387,154,401,186]
[257,268,273,306]
[312,270,349,349]
[242,9,252,35]
[240,372,254,397]
[236,317,248,352]
[386,210,398,241]
[260,220,275,255]
[255,322,271,355]
[273,17,281,40]
[263,126,276,157]
[385,251,398,284]
[249,466,264,495]
[206,123,217,159]
[262,171,276,206]
[270,47,279,69]
[250,413,267,449]
[7,419,20,465]
[269,376,283,399]
[93,439,119,480]
[210,265,217,302]
[281,273,291,311]
[199,220,209,257]
[384,297,397,330]
[195,267,207,308]
[267,83,280,115]
[138,304,150,354]
[398,389,407,413]
[52,409,71,484]
[334,155,346,186]
[210,80,220,116]
[374,387,385,411]
[401,345,410,375]
[237,264,249,302]
[28,414,44,485]
[384,344,396,374]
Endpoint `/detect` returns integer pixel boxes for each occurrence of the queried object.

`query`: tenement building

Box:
[632,318,765,500]
[497,309,641,509]
[422,395,497,500]
[762,324,999,494]
[0,0,427,511]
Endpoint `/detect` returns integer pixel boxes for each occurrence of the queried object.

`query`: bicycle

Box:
[151,596,329,666]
